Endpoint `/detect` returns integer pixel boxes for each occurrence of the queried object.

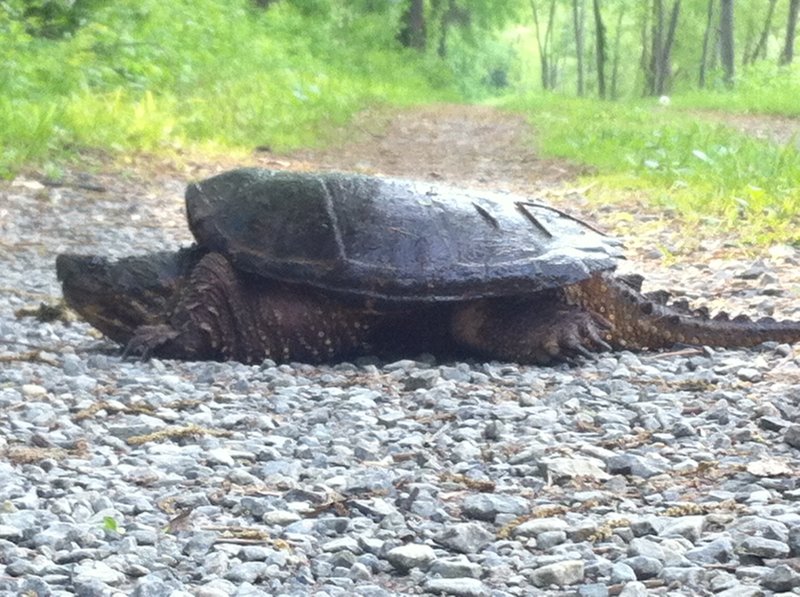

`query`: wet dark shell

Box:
[186,168,623,302]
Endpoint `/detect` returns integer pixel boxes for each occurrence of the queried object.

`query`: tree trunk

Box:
[593,0,606,98]
[573,0,585,96]
[698,0,714,87]
[720,0,735,87]
[649,0,664,96]
[639,5,651,96]
[657,0,680,94]
[747,0,777,65]
[545,0,557,87]
[781,0,800,65]
[610,3,625,99]
[398,0,426,50]
[531,0,557,90]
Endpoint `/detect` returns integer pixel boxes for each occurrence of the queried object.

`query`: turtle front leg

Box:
[126,252,378,363]
[450,295,611,364]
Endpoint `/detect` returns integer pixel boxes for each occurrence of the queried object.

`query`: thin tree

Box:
[657,0,680,94]
[531,0,558,90]
[648,0,663,95]
[639,4,652,96]
[698,0,715,87]
[781,0,800,65]
[747,0,777,65]
[593,0,606,98]
[646,0,679,95]
[609,3,626,99]
[573,0,586,96]
[720,0,735,86]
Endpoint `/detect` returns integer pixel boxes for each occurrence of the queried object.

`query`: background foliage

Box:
[2,0,800,243]
[0,0,467,176]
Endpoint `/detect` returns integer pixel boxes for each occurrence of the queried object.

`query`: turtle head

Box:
[56,247,205,344]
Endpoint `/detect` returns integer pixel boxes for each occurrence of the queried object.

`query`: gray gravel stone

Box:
[460,494,529,521]
[429,556,481,579]
[435,523,494,554]
[618,582,649,597]
[528,559,584,587]
[686,536,735,563]
[512,517,568,538]
[658,515,704,543]
[610,562,637,583]
[425,577,488,597]
[736,535,790,558]
[385,544,437,571]
[784,424,800,449]
[760,563,800,592]
[623,555,663,580]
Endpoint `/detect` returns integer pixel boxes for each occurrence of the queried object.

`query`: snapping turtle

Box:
[57,168,800,364]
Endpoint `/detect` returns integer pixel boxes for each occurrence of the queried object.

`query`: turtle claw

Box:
[122,324,179,360]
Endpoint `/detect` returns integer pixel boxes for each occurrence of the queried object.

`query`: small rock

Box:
[659,516,704,543]
[784,425,800,449]
[789,526,800,556]
[21,384,47,398]
[425,577,488,597]
[758,416,789,432]
[461,494,529,522]
[622,556,663,580]
[74,561,125,585]
[385,544,437,571]
[349,562,372,581]
[606,454,663,478]
[736,536,790,558]
[577,583,609,597]
[618,581,649,597]
[715,587,765,597]
[760,563,800,592]
[543,457,609,481]
[746,457,793,477]
[224,561,268,583]
[610,562,637,583]
[429,556,482,579]
[736,368,762,382]
[628,538,664,560]
[513,517,568,538]
[536,530,566,549]
[262,510,301,526]
[435,523,494,554]
[528,559,584,587]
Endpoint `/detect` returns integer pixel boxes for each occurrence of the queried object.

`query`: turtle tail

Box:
[568,272,800,351]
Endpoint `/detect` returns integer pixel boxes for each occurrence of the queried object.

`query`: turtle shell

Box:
[186,168,623,302]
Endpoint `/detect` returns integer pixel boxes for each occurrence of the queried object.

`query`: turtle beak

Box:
[56,250,200,345]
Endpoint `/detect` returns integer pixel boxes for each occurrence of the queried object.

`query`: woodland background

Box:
[4,0,800,243]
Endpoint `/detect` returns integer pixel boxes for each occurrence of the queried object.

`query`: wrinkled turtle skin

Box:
[57,168,800,364]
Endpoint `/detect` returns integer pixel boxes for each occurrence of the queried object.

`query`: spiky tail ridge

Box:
[566,272,800,351]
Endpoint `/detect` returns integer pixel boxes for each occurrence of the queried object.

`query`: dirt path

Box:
[284,104,582,190]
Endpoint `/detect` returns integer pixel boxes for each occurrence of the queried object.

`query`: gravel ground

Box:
[2,106,800,597]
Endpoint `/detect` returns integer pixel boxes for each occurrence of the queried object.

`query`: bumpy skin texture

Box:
[57,250,800,364]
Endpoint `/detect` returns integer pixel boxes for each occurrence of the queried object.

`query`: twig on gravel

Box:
[39,178,108,193]
[645,347,705,359]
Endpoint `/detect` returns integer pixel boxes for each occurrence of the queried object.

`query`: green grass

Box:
[0,0,458,177]
[672,63,800,116]
[500,93,800,246]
